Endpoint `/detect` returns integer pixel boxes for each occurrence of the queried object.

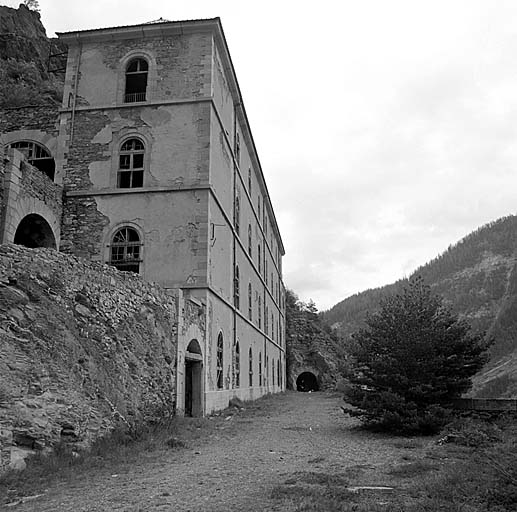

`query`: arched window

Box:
[248,168,252,193]
[234,196,240,236]
[233,341,240,388]
[258,296,262,329]
[277,359,281,388]
[257,243,261,273]
[125,58,148,103]
[109,227,142,273]
[258,352,262,386]
[257,196,261,224]
[248,283,252,321]
[248,224,252,257]
[266,356,269,386]
[265,305,268,335]
[271,313,274,340]
[118,138,144,188]
[9,141,55,180]
[272,358,275,387]
[216,332,224,390]
[234,265,240,309]
[248,347,253,387]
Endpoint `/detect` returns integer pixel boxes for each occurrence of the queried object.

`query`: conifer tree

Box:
[342,277,490,433]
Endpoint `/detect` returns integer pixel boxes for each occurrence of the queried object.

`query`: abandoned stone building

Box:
[0,17,286,416]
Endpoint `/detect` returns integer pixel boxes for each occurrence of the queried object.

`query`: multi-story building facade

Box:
[0,17,286,416]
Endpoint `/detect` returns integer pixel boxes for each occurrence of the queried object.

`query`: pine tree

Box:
[342,277,490,433]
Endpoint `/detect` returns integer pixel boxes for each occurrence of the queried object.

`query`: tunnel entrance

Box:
[14,214,56,249]
[296,372,319,392]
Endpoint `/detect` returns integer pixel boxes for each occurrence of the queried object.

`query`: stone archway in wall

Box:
[14,214,56,249]
[296,371,319,392]
[185,339,203,417]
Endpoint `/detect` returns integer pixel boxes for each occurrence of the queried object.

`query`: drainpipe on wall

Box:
[69,36,82,146]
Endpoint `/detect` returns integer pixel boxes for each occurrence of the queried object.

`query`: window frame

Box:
[109,226,143,274]
[9,140,55,181]
[124,57,149,103]
[117,137,145,188]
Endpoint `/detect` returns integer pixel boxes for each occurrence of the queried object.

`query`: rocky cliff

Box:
[0,4,65,106]
[285,291,343,391]
[0,245,179,472]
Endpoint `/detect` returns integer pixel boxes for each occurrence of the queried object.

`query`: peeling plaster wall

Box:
[64,34,212,108]
[94,190,209,287]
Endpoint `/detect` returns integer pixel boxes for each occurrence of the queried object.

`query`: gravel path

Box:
[9,391,424,511]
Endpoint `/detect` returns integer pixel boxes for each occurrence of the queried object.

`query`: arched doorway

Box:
[296,372,319,392]
[185,340,203,417]
[14,214,56,249]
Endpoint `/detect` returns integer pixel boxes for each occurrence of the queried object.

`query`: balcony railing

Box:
[124,92,147,103]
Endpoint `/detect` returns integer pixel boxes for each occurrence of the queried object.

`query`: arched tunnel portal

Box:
[296,371,319,392]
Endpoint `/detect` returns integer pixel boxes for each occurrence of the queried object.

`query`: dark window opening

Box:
[248,283,252,321]
[110,227,142,273]
[234,196,240,236]
[9,141,55,181]
[216,333,224,390]
[258,352,262,386]
[235,132,240,164]
[125,58,148,103]
[233,341,240,388]
[258,296,262,329]
[234,265,240,309]
[248,347,253,387]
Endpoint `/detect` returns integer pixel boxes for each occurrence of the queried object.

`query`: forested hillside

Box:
[322,215,517,397]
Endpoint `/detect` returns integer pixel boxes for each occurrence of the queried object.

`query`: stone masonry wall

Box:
[20,159,62,219]
[0,105,59,134]
[0,244,185,473]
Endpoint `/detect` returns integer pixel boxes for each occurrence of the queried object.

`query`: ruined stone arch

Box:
[14,213,56,249]
[7,198,60,250]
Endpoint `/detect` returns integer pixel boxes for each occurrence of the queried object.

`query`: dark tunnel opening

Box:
[296,371,319,392]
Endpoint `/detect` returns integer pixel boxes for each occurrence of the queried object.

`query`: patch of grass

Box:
[402,417,517,511]
[388,459,439,477]
[391,438,426,450]
[271,471,402,512]
[0,410,230,505]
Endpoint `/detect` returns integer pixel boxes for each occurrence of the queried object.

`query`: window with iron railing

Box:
[125,58,148,103]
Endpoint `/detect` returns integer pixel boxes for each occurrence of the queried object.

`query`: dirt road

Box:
[9,392,427,511]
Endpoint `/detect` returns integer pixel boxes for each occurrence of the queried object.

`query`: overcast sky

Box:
[4,0,517,310]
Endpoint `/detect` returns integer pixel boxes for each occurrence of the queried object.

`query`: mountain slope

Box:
[322,215,517,397]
